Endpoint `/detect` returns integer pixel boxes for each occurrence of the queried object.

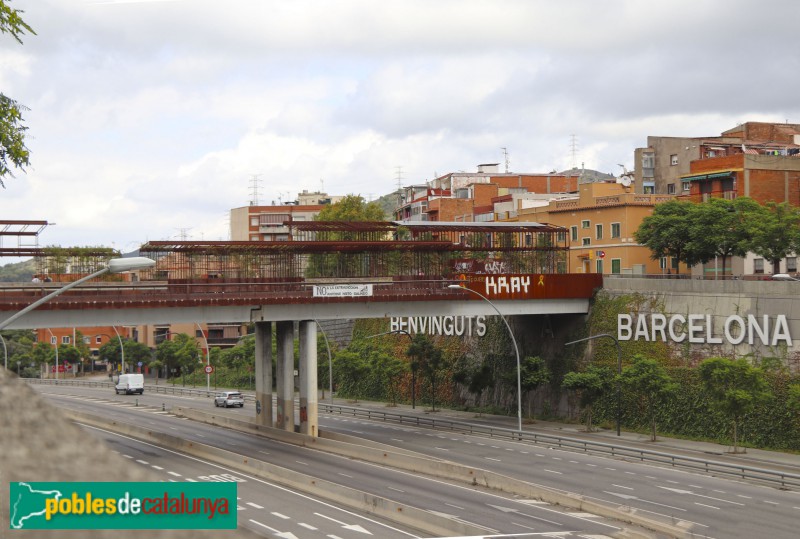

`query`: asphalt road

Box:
[35,384,630,538]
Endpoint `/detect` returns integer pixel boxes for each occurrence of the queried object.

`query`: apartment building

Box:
[634,121,800,196]
[511,181,679,275]
[230,191,343,241]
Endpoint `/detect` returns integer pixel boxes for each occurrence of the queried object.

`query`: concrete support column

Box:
[254,321,273,428]
[298,320,318,437]
[275,321,295,432]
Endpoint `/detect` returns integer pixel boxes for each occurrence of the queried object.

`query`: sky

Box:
[1,0,798,257]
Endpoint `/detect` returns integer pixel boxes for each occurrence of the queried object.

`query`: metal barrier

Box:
[26,378,800,490]
[319,403,800,490]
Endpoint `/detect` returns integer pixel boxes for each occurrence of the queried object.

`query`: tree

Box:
[0,0,35,187]
[519,356,551,419]
[407,334,443,411]
[368,348,406,406]
[634,199,696,273]
[332,349,369,401]
[748,201,800,274]
[698,357,772,453]
[685,197,761,277]
[315,194,387,222]
[156,333,200,381]
[562,365,613,432]
[787,384,800,425]
[99,338,153,373]
[619,355,677,441]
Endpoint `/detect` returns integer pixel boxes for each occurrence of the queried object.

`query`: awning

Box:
[682,171,736,182]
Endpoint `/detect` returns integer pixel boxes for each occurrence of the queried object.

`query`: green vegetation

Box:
[0,0,35,187]
[636,196,800,276]
[618,355,677,441]
[562,365,613,432]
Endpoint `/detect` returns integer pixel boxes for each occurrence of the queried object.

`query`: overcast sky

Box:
[1,0,798,256]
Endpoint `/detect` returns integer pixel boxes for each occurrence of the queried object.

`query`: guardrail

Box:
[24,378,257,400]
[28,378,800,490]
[320,403,800,490]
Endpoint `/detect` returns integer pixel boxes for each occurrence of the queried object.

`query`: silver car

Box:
[214,391,245,408]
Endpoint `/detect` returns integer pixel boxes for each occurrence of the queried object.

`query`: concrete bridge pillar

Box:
[298,320,318,437]
[275,321,295,432]
[254,321,273,428]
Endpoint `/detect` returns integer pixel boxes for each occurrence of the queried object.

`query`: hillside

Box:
[0,258,36,282]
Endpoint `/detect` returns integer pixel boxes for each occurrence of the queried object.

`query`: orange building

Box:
[512,182,681,275]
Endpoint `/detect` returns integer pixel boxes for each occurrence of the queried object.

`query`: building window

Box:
[570,226,578,241]
[754,258,764,274]
[582,238,591,246]
[556,230,566,243]
[682,181,691,192]
[96,335,103,344]
[643,185,654,194]
[50,336,57,345]
[611,222,621,238]
[595,224,603,240]
[581,220,590,229]
[611,259,621,274]
[82,336,90,344]
[660,257,667,270]
[525,233,532,247]
[667,183,676,194]
[787,257,797,273]
[596,259,603,274]
[62,336,70,345]
[670,154,678,166]
[250,217,258,227]
[249,235,259,241]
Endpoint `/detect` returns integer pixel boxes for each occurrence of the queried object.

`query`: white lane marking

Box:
[270,510,288,518]
[586,464,597,467]
[195,434,205,438]
[296,461,308,466]
[611,484,633,490]
[151,465,163,470]
[604,467,616,471]
[249,519,281,534]
[738,495,752,499]
[387,486,405,493]
[695,502,720,510]
[258,450,270,455]
[167,471,181,477]
[543,469,563,475]
[713,490,726,494]
[185,478,197,482]
[122,454,133,459]
[435,447,449,451]
[690,484,703,489]
[390,438,404,442]
[445,503,464,510]
[485,457,501,462]
[511,521,536,530]
[338,473,353,478]
[136,459,149,465]
[298,522,317,530]
[764,500,779,505]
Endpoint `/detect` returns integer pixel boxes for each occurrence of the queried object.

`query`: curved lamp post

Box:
[447,284,523,433]
[195,322,211,396]
[45,328,60,380]
[0,257,156,332]
[0,257,156,378]
[0,333,6,371]
[111,325,126,374]
[565,333,622,436]
[313,320,334,404]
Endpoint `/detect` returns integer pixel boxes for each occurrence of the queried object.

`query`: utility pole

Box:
[501,147,510,173]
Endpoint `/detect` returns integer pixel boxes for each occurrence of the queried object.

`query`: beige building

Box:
[512,181,681,275]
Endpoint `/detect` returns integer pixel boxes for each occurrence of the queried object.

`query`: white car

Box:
[214,391,244,408]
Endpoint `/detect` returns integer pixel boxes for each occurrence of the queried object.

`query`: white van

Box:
[115,373,144,395]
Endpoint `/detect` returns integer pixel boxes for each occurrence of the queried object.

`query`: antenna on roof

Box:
[569,135,579,169]
[501,147,510,173]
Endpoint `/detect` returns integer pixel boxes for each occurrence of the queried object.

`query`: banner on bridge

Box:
[313,284,373,298]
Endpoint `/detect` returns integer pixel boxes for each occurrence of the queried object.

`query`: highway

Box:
[35,384,633,538]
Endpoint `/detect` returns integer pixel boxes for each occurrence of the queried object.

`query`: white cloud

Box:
[1,0,798,253]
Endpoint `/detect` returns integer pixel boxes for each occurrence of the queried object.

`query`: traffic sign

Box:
[204,365,214,374]
[599,250,606,259]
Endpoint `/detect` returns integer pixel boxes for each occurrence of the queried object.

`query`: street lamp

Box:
[367,329,418,409]
[0,257,156,332]
[565,333,622,436]
[313,320,334,405]
[46,328,60,381]
[111,325,125,375]
[447,284,523,432]
[0,333,7,371]
[195,322,211,396]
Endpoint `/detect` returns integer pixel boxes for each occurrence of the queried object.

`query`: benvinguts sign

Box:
[618,314,792,346]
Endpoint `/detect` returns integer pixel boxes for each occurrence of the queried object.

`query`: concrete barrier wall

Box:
[172,407,690,538]
[65,410,488,538]
[603,277,800,361]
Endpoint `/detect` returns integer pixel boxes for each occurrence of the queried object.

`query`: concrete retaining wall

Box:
[603,277,800,363]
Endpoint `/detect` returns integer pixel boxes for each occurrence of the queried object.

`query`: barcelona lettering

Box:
[618,313,792,346]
